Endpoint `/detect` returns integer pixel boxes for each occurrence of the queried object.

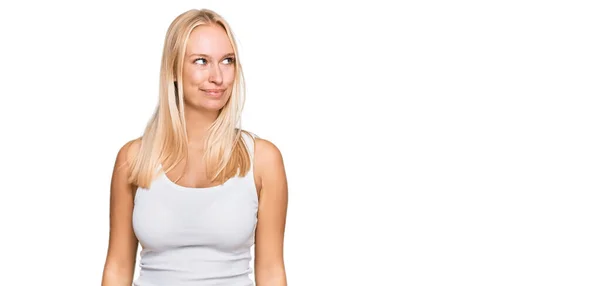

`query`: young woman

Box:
[101,9,288,286]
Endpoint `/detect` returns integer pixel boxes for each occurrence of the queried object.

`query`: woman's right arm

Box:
[101,140,140,286]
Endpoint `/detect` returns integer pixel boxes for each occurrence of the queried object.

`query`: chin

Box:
[200,100,228,111]
[184,95,231,112]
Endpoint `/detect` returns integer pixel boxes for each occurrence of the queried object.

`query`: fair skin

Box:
[101,24,287,286]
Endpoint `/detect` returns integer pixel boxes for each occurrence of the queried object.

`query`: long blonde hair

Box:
[128,8,252,189]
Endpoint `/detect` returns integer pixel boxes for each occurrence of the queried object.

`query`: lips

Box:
[201,89,225,97]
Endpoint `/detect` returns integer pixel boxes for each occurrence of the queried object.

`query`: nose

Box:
[208,63,223,85]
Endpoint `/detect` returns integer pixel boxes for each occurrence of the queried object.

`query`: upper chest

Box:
[162,155,261,197]
[165,156,216,188]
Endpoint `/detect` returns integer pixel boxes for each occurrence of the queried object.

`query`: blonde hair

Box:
[128,8,253,189]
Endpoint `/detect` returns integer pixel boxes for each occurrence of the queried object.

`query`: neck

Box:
[183,106,219,147]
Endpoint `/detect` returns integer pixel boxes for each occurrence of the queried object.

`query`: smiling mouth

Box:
[201,89,225,96]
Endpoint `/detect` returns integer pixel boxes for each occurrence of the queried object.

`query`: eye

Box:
[193,58,207,65]
[222,57,235,65]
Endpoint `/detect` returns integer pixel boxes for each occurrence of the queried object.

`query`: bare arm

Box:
[101,140,140,286]
[254,138,288,286]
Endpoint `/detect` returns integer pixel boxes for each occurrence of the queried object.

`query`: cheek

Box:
[182,65,207,85]
[184,69,208,84]
[224,68,236,86]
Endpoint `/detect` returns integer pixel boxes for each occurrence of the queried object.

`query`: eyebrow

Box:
[188,53,235,59]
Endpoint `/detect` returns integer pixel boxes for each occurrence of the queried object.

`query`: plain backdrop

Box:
[0,0,599,285]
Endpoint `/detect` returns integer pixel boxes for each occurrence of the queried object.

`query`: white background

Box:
[0,0,598,285]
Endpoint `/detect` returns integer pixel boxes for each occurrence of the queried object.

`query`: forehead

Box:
[185,25,233,57]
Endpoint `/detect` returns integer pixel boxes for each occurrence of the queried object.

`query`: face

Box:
[180,24,236,112]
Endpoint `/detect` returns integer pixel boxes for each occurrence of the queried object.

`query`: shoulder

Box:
[114,137,142,171]
[253,137,286,189]
[111,137,143,193]
[238,130,286,181]
[254,137,284,168]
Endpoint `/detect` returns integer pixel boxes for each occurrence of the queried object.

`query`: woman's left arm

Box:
[254,138,288,286]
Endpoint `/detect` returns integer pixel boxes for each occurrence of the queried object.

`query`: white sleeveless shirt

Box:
[132,132,258,286]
